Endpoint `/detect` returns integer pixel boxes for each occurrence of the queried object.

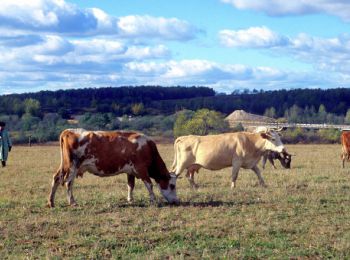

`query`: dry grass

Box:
[1,143,350,258]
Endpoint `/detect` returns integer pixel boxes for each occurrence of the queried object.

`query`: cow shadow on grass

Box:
[94,199,265,213]
[179,199,265,208]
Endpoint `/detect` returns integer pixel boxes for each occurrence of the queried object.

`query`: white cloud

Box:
[0,56,345,94]
[0,0,94,33]
[121,59,343,92]
[72,39,126,55]
[117,15,198,40]
[221,0,350,21]
[219,26,350,76]
[219,26,288,48]
[0,34,171,71]
[124,60,285,86]
[0,0,348,94]
[0,0,199,40]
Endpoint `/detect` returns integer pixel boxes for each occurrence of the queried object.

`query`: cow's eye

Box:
[170,184,175,190]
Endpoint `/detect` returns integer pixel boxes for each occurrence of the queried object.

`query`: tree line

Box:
[1,86,350,144]
[2,86,350,118]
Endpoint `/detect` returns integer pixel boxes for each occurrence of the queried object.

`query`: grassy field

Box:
[1,143,350,259]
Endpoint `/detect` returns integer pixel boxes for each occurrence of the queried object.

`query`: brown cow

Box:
[48,129,178,207]
[171,128,286,189]
[341,130,350,168]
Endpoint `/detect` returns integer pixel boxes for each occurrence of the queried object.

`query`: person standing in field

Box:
[0,121,12,167]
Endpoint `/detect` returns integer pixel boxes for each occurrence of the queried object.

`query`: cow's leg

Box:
[231,163,241,189]
[342,153,346,168]
[65,179,77,206]
[65,166,78,206]
[269,157,277,169]
[185,164,200,189]
[186,169,199,189]
[48,169,61,208]
[127,174,135,203]
[252,165,267,187]
[142,176,156,204]
[261,154,267,169]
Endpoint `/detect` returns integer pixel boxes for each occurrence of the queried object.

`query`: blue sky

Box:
[1,0,350,95]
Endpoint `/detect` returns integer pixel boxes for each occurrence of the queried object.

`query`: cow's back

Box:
[49,129,178,206]
[179,132,256,170]
[58,129,168,178]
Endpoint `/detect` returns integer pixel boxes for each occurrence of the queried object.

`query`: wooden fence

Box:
[227,120,350,131]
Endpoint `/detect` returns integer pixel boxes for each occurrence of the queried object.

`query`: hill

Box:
[1,86,350,118]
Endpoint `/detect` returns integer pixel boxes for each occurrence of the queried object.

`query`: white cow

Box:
[171,129,286,188]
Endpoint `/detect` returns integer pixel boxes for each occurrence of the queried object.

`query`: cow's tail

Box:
[170,138,180,173]
[58,131,74,185]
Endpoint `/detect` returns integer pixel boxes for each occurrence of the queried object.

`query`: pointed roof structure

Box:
[225,110,276,127]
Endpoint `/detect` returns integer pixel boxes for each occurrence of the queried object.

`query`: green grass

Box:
[1,143,350,258]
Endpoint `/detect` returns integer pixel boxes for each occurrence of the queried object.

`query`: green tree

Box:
[345,109,350,124]
[173,110,194,137]
[79,113,110,130]
[24,98,41,117]
[173,109,229,137]
[264,107,276,118]
[21,113,40,131]
[285,105,303,123]
[131,103,144,116]
[318,104,327,122]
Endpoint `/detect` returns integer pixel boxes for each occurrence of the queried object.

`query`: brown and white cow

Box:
[48,129,178,207]
[171,129,286,189]
[261,150,292,169]
[341,130,350,168]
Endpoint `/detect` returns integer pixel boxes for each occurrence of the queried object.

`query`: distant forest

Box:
[1,86,349,144]
[1,86,350,117]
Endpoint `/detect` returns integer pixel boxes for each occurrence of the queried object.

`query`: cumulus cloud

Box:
[1,37,170,68]
[0,0,199,94]
[219,26,350,77]
[0,0,97,34]
[119,59,344,93]
[0,0,199,40]
[288,33,350,75]
[117,15,199,40]
[124,59,294,87]
[219,26,289,48]
[0,56,345,94]
[221,0,350,21]
[0,0,348,94]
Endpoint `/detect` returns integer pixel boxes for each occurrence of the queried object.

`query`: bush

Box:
[174,109,230,137]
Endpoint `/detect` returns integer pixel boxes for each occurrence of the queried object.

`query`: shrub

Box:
[173,109,230,137]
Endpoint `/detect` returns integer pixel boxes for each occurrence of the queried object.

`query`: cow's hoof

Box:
[149,200,157,206]
[172,199,180,206]
[47,202,54,208]
[70,202,78,207]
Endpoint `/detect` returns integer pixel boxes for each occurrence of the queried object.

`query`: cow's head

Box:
[159,173,179,204]
[279,151,292,169]
[258,128,285,153]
